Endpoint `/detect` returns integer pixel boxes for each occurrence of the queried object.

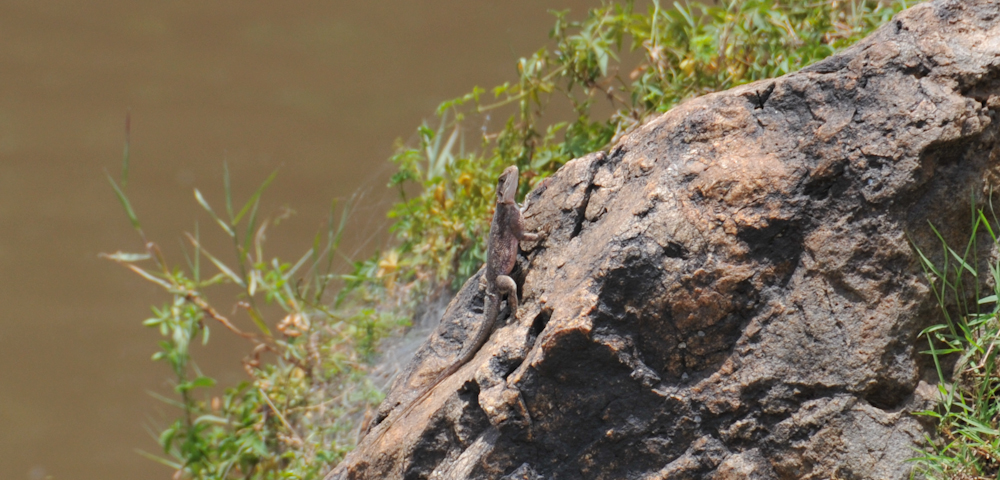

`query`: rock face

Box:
[328,1,1000,478]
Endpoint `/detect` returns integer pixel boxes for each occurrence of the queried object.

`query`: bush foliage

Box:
[388,0,910,292]
[107,1,916,478]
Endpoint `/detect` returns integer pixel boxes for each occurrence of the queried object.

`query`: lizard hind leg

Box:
[495,274,518,321]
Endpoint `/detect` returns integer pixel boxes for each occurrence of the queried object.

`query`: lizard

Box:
[363,165,538,445]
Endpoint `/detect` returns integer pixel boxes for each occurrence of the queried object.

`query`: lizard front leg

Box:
[510,202,539,244]
[495,274,518,321]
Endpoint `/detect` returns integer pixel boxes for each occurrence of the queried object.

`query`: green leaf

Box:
[247,307,272,337]
[234,169,278,225]
[192,222,201,282]
[191,376,216,388]
[158,424,178,451]
[185,233,246,288]
[146,390,185,409]
[103,252,152,262]
[194,414,230,426]
[223,161,234,222]
[286,247,314,279]
[125,264,173,290]
[106,173,141,232]
[596,49,609,77]
[134,449,181,469]
[194,188,235,237]
[121,112,131,188]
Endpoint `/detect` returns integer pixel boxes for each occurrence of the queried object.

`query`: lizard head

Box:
[496,165,519,205]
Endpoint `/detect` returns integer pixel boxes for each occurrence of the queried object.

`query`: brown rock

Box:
[329,0,1000,478]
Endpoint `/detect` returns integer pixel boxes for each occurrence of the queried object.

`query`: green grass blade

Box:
[106,173,142,232]
[194,414,230,426]
[101,252,151,262]
[286,247,314,280]
[912,238,944,280]
[247,308,271,336]
[185,233,245,288]
[121,112,131,188]
[134,449,182,469]
[978,210,996,243]
[146,390,185,409]
[193,222,201,283]
[194,189,234,237]
[234,169,278,225]
[126,264,173,290]
[223,161,234,222]
[242,195,261,256]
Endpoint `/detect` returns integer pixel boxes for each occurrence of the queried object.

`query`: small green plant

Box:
[106,119,406,478]
[912,204,1000,479]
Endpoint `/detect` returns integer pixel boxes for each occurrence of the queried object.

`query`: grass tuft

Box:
[912,204,1000,479]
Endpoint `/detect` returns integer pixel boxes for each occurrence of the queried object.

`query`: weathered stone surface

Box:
[328,0,1000,478]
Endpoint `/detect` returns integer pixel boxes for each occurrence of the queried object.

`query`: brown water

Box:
[0,1,599,478]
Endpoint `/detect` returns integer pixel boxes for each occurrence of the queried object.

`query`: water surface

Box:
[0,1,598,478]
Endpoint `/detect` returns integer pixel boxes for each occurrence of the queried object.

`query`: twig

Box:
[259,387,304,445]
[183,291,258,341]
